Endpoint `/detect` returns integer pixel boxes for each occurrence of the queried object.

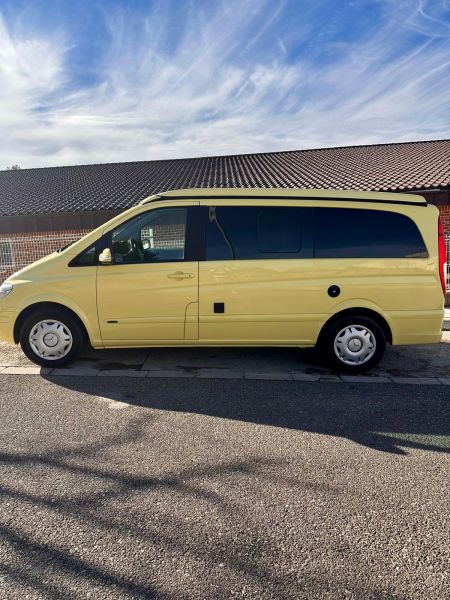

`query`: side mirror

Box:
[99,248,113,264]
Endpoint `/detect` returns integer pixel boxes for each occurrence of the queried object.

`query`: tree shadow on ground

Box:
[0,413,411,600]
[43,374,450,456]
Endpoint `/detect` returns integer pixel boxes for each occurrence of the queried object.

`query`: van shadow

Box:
[44,373,450,456]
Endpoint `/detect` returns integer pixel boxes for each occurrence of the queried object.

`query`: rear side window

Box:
[206,206,312,260]
[314,208,428,258]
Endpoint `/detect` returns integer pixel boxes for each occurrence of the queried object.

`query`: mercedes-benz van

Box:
[0,189,446,373]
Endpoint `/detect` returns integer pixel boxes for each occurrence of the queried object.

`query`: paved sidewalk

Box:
[443,307,450,330]
[1,332,449,384]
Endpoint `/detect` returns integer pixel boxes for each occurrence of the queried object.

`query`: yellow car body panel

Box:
[0,189,444,350]
[97,260,199,342]
[0,252,100,346]
[197,197,443,346]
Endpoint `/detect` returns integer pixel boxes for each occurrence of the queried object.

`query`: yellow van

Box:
[0,189,446,373]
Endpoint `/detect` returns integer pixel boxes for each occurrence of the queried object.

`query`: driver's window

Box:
[111,207,187,264]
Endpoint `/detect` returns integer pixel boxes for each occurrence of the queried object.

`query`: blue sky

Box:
[0,0,449,168]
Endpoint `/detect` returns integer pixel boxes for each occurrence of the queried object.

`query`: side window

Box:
[111,207,187,264]
[314,208,428,258]
[206,206,311,260]
[258,208,302,253]
[69,243,97,267]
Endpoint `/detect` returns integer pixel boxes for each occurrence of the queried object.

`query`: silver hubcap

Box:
[29,320,73,360]
[333,325,376,365]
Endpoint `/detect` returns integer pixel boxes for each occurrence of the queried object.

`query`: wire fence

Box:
[0,231,89,281]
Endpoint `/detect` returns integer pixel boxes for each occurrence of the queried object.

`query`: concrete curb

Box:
[443,308,450,330]
[1,366,448,384]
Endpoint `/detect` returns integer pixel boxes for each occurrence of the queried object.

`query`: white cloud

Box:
[0,0,450,168]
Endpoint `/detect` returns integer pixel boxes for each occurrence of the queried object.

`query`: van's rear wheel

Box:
[19,308,85,368]
[319,315,386,373]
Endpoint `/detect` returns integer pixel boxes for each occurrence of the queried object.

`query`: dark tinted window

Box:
[206,206,311,260]
[258,208,302,253]
[314,208,428,258]
[70,244,97,267]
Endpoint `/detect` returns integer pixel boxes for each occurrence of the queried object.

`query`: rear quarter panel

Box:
[311,202,443,344]
[198,198,443,346]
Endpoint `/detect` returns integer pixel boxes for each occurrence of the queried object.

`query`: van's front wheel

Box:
[19,308,85,368]
[319,316,386,373]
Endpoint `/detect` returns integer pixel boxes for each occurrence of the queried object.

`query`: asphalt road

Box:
[0,375,448,600]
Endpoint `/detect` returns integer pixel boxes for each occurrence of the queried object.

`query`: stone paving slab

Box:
[50,368,100,377]
[1,367,449,384]
[96,369,147,378]
[0,332,449,384]
[0,366,48,375]
[291,373,320,381]
[244,371,293,380]
[198,369,244,379]
[340,375,392,383]
[317,374,342,383]
[443,308,450,330]
[390,376,443,385]
[145,369,197,378]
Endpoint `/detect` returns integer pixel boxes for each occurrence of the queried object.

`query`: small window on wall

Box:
[0,240,14,267]
[111,207,187,263]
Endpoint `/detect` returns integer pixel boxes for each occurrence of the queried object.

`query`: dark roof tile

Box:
[0,139,449,216]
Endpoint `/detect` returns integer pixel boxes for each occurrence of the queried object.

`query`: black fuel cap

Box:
[328,285,341,298]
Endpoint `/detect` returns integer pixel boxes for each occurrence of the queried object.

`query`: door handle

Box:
[167,271,195,280]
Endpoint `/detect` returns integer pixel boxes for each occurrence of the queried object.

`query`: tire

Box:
[19,308,85,368]
[318,315,386,373]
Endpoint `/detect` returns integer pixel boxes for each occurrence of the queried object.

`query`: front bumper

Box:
[0,311,16,345]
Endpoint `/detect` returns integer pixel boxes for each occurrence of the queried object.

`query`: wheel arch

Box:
[14,301,90,345]
[317,307,393,347]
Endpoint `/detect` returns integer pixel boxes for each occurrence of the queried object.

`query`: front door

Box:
[97,204,199,344]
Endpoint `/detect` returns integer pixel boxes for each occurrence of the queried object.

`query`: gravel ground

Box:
[0,375,448,599]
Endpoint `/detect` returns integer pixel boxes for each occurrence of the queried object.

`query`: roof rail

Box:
[139,194,163,206]
[138,188,428,207]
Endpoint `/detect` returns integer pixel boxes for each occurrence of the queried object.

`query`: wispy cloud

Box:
[1,0,450,168]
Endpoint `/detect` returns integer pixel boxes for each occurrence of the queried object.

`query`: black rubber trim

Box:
[158,194,428,207]
[185,206,204,261]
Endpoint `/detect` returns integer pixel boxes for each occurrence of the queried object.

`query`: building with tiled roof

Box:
[0,139,449,283]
